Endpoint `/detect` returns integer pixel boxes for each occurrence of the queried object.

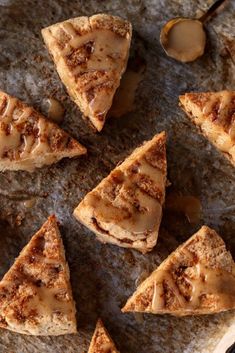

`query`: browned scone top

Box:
[74,132,167,253]
[0,91,86,171]
[88,319,120,353]
[0,215,77,335]
[179,90,235,165]
[122,226,235,316]
[41,14,132,131]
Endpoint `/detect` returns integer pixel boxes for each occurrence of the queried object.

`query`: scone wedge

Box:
[0,215,77,335]
[122,226,235,316]
[42,14,132,131]
[179,90,235,165]
[88,319,120,353]
[0,91,86,171]
[74,132,167,253]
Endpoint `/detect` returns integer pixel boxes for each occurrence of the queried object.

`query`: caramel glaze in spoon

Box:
[160,0,227,62]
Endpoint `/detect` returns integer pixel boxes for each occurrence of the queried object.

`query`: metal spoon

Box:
[160,0,227,63]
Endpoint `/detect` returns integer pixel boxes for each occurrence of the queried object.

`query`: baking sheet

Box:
[0,0,235,352]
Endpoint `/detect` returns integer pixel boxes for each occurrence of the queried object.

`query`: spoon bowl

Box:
[160,17,206,63]
[160,0,227,63]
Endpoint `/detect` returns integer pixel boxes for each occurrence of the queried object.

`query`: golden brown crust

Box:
[0,215,77,335]
[90,14,131,37]
[179,91,235,165]
[88,319,119,353]
[74,132,167,253]
[180,92,235,131]
[0,91,86,171]
[41,14,132,131]
[144,133,167,172]
[122,226,235,315]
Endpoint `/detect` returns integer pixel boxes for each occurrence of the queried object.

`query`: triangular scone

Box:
[41,14,132,131]
[74,132,167,253]
[0,91,86,172]
[122,226,235,316]
[179,91,235,165]
[88,319,120,353]
[0,215,77,335]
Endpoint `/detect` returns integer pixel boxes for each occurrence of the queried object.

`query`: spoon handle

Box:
[226,342,235,353]
[199,0,227,23]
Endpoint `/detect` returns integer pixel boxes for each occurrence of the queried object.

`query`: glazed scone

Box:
[0,91,86,171]
[74,132,167,253]
[0,215,77,335]
[179,91,235,165]
[122,226,235,316]
[88,319,120,353]
[41,14,132,131]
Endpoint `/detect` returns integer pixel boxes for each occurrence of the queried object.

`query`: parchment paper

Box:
[0,0,235,352]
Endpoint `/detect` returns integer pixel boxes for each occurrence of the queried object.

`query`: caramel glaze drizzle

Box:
[200,91,235,139]
[0,95,49,160]
[86,158,165,239]
[202,91,233,124]
[151,247,235,312]
[48,20,130,122]
[100,343,114,353]
[51,20,127,80]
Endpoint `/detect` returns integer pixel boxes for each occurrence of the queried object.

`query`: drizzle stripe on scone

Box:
[0,91,86,171]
